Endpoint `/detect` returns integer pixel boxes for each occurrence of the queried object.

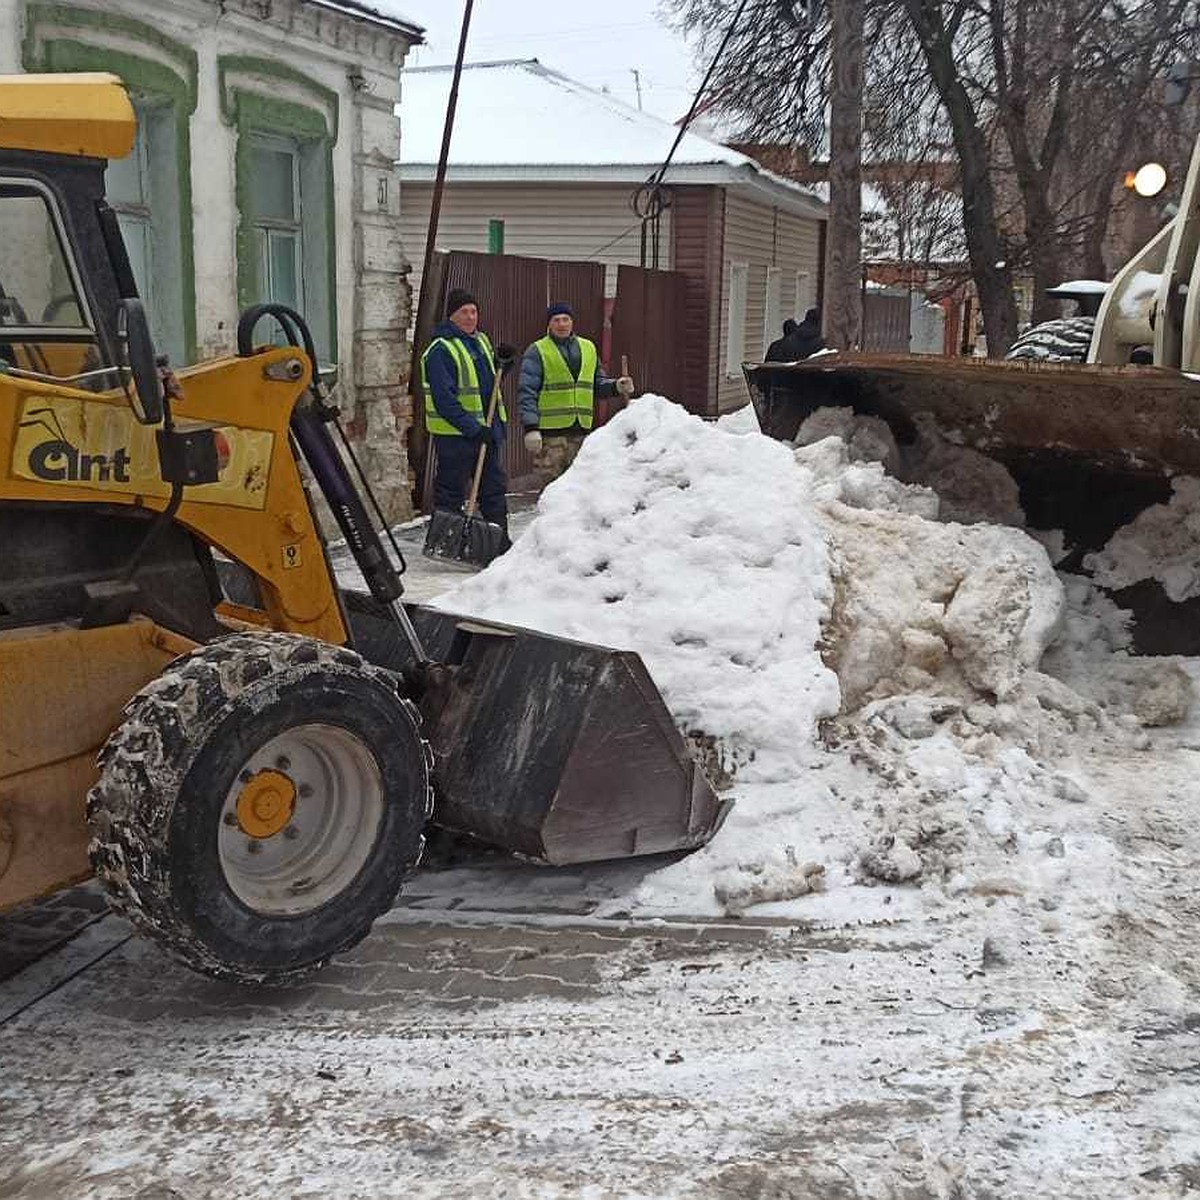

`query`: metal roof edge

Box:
[403,58,539,74]
[394,162,828,219]
[395,162,742,184]
[728,165,828,220]
[301,0,423,40]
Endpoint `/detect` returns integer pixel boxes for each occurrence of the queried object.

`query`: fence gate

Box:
[610,265,689,411]
[862,290,911,352]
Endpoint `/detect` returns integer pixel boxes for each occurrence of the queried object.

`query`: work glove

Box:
[524,429,543,454]
[615,376,636,398]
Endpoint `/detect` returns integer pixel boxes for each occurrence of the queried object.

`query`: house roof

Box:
[396,59,826,220]
[301,0,423,40]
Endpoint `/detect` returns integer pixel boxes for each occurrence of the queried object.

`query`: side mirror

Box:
[116,298,163,426]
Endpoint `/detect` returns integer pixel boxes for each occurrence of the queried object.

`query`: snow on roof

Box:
[397,59,825,218]
[302,0,423,39]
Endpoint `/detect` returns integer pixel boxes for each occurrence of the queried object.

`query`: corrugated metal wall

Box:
[400,182,671,303]
[716,191,823,413]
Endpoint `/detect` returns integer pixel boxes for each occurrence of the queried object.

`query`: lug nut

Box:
[223,812,238,827]
[247,840,263,855]
[298,783,314,798]
[283,825,300,840]
[239,769,253,783]
[275,755,291,772]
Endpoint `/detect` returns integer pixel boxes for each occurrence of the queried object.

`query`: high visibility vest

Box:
[534,336,597,431]
[422,331,506,436]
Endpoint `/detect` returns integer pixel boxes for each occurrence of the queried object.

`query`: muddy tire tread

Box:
[87,631,433,986]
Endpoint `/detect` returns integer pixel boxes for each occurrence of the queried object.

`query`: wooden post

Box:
[823,0,864,351]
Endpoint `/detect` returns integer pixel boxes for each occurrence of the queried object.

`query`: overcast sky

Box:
[387,0,701,122]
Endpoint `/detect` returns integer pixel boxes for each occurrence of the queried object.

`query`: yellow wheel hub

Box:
[235,769,297,839]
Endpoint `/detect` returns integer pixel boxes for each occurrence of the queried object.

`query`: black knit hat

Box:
[547,301,575,320]
[446,288,477,317]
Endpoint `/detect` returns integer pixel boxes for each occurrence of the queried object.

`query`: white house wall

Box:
[400,182,672,306]
[717,189,822,412]
[6,0,418,518]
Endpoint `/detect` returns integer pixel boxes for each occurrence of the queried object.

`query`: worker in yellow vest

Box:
[422,288,515,540]
[518,303,635,475]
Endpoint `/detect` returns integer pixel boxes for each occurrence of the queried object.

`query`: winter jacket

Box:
[518,334,616,429]
[765,316,825,363]
[422,320,505,440]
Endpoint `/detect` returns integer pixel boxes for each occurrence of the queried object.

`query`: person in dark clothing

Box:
[765,318,799,362]
[765,308,825,362]
[421,288,514,537]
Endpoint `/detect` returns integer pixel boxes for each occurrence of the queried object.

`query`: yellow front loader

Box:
[0,74,727,984]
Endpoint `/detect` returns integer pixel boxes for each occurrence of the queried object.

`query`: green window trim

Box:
[223,72,338,362]
[23,7,198,362]
[217,56,339,143]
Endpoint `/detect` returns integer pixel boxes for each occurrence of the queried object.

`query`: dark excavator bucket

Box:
[344,593,731,865]
[743,354,1200,655]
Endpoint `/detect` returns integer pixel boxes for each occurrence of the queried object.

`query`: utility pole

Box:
[631,68,644,111]
[823,0,864,350]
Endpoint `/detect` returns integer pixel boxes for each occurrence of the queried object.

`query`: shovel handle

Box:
[620,354,629,377]
[464,363,504,518]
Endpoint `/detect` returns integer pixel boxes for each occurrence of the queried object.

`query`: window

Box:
[249,136,304,313]
[726,262,748,376]
[244,132,331,359]
[0,181,95,378]
[488,218,505,255]
[106,99,185,364]
[764,266,783,349]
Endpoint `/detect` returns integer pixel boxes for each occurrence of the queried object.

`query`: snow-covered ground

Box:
[2,397,1199,1198]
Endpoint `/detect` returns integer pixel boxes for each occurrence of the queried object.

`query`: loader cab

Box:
[0,74,155,411]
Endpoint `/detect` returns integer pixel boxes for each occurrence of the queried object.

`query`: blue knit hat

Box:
[547,302,574,320]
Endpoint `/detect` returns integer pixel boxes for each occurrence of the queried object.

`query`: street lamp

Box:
[1129,162,1168,198]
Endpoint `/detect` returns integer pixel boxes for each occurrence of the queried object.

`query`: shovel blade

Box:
[423,508,506,568]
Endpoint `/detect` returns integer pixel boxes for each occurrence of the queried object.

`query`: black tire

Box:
[1005,315,1096,362]
[87,631,432,986]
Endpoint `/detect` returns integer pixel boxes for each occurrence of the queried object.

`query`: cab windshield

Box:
[0,180,98,381]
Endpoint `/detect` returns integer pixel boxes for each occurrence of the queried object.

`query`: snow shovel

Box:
[423,368,507,568]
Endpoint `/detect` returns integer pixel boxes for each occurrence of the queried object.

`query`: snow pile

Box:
[714,403,761,435]
[796,433,938,517]
[1085,476,1200,601]
[818,490,1064,708]
[436,396,841,782]
[794,406,1025,525]
[433,396,1118,918]
[1043,573,1194,728]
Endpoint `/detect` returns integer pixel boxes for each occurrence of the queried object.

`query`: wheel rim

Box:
[218,724,385,917]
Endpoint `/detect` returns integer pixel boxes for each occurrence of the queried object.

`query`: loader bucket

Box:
[744,354,1200,654]
[343,593,731,865]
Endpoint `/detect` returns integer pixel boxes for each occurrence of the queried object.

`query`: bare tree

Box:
[664,0,1200,353]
